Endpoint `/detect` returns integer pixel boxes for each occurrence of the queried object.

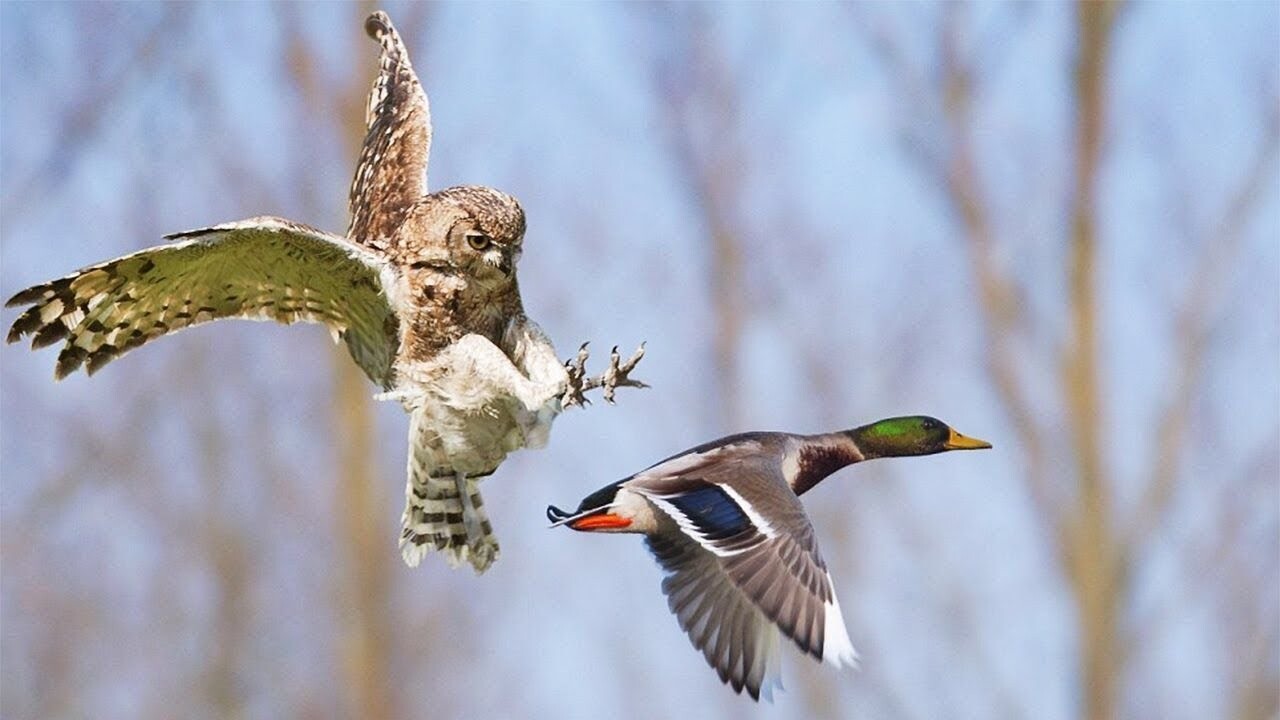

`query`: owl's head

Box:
[411,185,526,290]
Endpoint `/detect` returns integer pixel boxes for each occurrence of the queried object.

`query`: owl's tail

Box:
[400,414,500,573]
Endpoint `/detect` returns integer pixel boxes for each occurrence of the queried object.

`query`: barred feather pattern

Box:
[5,217,399,385]
[400,409,500,572]
[348,10,431,249]
[391,328,568,573]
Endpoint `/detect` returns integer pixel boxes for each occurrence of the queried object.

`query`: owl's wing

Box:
[7,216,400,386]
[348,11,431,248]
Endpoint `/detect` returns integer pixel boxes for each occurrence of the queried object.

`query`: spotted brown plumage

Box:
[7,11,645,574]
[7,217,398,384]
[348,11,431,248]
[548,416,991,700]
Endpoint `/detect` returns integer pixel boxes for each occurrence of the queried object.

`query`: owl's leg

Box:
[400,412,502,572]
[401,415,470,568]
[562,342,648,407]
[401,472,470,569]
[392,334,564,417]
[447,334,566,414]
[373,388,413,404]
[458,474,500,573]
[399,471,499,573]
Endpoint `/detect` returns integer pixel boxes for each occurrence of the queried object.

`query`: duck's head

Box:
[848,416,991,460]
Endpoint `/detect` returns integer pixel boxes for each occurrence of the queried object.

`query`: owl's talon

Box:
[561,341,646,407]
[561,379,591,409]
[561,342,593,409]
[601,342,648,404]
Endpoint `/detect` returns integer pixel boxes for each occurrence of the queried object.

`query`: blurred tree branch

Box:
[1061,6,1123,719]
[283,4,398,719]
[648,5,748,432]
[1125,111,1280,554]
[3,6,191,228]
[642,4,1049,714]
[861,1,1274,718]
[862,3,1062,547]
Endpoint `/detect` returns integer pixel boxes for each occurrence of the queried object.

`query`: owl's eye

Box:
[466,232,491,251]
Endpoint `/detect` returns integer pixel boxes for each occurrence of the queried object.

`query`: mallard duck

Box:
[547,415,991,700]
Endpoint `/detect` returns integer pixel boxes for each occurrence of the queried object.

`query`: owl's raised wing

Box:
[348,11,431,248]
[7,216,400,387]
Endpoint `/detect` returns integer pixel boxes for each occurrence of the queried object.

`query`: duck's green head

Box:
[849,416,992,459]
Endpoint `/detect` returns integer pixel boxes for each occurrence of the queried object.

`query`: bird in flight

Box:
[6,11,645,574]
[548,416,990,700]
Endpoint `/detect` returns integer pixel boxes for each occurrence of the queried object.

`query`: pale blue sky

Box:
[2,3,1276,719]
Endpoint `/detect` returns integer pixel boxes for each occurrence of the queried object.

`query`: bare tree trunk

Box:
[333,353,394,720]
[333,3,396,715]
[197,399,250,720]
[281,4,398,717]
[707,187,745,431]
[652,6,748,432]
[1065,4,1122,719]
[927,4,1128,717]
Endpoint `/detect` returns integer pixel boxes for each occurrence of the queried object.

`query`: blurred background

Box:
[2,3,1276,719]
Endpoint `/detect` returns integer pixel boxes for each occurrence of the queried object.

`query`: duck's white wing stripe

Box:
[646,495,765,558]
[821,573,858,669]
[717,483,778,539]
[636,480,770,557]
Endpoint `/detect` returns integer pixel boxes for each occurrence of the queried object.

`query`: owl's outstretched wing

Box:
[348,11,431,248]
[6,216,400,387]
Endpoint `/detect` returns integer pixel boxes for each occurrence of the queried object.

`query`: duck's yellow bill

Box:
[944,428,993,450]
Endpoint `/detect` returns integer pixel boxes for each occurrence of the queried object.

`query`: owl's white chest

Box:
[390,331,565,475]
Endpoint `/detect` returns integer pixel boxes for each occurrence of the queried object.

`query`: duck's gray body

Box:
[550,416,992,700]
[549,430,865,700]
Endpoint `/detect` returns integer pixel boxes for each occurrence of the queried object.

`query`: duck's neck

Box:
[789,433,866,496]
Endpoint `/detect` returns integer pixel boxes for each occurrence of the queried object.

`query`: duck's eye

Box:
[466,232,491,251]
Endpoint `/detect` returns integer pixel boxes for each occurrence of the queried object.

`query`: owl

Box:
[5,11,644,573]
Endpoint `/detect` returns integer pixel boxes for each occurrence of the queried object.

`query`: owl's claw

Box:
[601,342,648,404]
[561,342,593,409]
[560,341,647,409]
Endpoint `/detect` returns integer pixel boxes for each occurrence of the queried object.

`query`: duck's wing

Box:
[633,458,858,700]
[6,217,400,386]
[348,11,431,248]
[646,528,784,701]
